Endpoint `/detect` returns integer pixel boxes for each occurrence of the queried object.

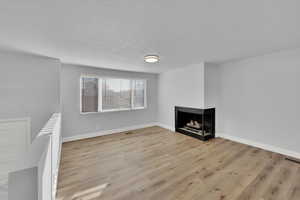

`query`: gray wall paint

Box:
[218,48,300,153]
[61,64,158,138]
[0,52,61,139]
[158,63,205,129]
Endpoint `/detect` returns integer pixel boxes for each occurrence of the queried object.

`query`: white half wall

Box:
[218,48,300,155]
[158,63,205,130]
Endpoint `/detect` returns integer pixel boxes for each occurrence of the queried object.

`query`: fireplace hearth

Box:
[175,106,215,141]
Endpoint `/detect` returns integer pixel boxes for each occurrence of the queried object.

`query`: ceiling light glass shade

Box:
[144,55,159,63]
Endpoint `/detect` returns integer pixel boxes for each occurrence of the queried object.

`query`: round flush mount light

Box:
[144,55,159,63]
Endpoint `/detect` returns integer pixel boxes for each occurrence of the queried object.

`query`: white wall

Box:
[158,63,205,130]
[8,167,38,200]
[218,48,300,155]
[204,63,219,108]
[0,51,61,140]
[61,64,158,139]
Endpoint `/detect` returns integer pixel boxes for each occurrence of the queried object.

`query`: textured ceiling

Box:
[1,0,300,73]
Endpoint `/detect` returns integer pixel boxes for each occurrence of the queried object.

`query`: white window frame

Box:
[80,75,147,114]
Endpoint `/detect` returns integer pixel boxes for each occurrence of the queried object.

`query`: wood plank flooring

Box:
[56,126,300,200]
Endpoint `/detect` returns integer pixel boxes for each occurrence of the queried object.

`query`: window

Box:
[81,76,147,113]
[132,80,145,108]
[81,77,98,113]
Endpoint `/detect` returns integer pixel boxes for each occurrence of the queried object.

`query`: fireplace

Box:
[175,106,215,141]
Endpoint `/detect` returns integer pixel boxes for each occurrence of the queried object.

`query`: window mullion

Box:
[131,80,134,109]
[119,79,121,110]
[144,80,147,109]
[98,78,103,112]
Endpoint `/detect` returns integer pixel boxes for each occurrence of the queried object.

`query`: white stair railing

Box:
[37,113,62,200]
[10,113,62,200]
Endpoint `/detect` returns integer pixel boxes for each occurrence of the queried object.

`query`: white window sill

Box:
[132,107,146,110]
[80,107,146,115]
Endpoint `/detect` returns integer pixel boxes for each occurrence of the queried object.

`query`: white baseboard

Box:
[218,133,300,159]
[62,122,159,143]
[63,125,300,159]
[156,123,175,132]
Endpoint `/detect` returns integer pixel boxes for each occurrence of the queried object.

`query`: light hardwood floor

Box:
[56,126,300,200]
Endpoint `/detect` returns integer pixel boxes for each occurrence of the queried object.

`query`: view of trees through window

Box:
[81,77,146,113]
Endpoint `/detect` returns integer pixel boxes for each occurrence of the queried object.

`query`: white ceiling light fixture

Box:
[144,55,159,63]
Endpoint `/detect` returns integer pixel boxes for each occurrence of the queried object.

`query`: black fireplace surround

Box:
[175,106,215,141]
